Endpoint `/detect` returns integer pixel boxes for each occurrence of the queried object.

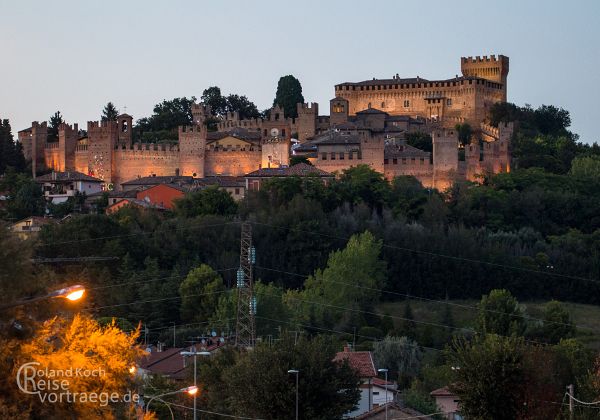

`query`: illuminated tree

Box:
[6,314,144,419]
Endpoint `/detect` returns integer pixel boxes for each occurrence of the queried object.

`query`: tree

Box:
[174,186,237,218]
[396,300,417,339]
[225,94,261,120]
[405,131,433,152]
[201,86,227,117]
[47,111,64,142]
[101,102,119,121]
[179,264,225,323]
[538,300,575,343]
[455,123,472,146]
[476,289,525,336]
[287,231,386,329]
[2,314,142,419]
[290,155,311,166]
[333,164,391,211]
[570,155,600,179]
[0,119,26,174]
[210,335,360,420]
[273,75,304,119]
[373,335,421,383]
[449,335,526,420]
[134,97,196,142]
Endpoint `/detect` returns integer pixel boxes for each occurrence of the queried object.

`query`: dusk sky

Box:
[2,0,598,142]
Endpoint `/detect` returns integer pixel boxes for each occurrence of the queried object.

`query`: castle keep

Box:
[18,54,512,191]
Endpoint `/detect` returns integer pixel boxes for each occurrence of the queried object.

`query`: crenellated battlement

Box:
[87,120,119,132]
[32,121,48,129]
[58,122,79,132]
[179,125,205,134]
[298,102,318,112]
[461,54,508,63]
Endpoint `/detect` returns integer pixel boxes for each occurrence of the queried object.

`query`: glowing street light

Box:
[145,386,199,419]
[0,284,86,310]
[57,285,85,301]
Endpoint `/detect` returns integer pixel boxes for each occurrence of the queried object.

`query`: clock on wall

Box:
[270,128,279,137]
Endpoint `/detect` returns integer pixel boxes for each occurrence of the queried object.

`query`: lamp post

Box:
[377,368,389,420]
[181,350,211,420]
[0,284,85,310]
[145,385,198,419]
[288,369,299,420]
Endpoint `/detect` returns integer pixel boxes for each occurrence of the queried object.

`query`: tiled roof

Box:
[106,198,166,211]
[310,131,361,145]
[333,349,377,378]
[384,142,430,159]
[35,171,103,183]
[139,348,187,379]
[356,108,388,115]
[207,127,262,143]
[354,402,425,419]
[337,75,492,87]
[121,176,195,186]
[245,163,332,178]
[430,386,457,397]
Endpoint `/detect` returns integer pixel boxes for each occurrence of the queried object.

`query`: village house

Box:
[35,171,103,204]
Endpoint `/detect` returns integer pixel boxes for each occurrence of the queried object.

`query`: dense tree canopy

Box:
[101,102,119,121]
[0,120,26,174]
[273,75,304,118]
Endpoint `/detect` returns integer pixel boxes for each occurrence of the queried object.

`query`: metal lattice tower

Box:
[235,222,256,349]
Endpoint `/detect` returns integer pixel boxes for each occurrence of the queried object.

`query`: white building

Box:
[35,171,103,204]
[334,347,378,417]
[371,377,396,408]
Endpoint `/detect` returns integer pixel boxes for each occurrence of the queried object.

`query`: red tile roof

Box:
[430,386,456,397]
[333,349,377,378]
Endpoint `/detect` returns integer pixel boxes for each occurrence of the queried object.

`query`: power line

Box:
[164,400,264,419]
[255,265,594,333]
[250,221,600,285]
[261,290,555,348]
[90,289,229,311]
[36,220,239,247]
[87,267,238,291]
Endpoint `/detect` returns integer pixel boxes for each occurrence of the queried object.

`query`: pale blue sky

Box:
[1,0,598,142]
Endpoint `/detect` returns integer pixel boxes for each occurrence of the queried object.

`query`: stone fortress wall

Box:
[18,53,512,191]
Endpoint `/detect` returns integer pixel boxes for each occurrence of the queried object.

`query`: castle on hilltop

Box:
[19,54,512,191]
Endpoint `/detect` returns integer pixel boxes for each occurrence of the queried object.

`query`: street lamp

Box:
[181,350,211,420]
[288,369,299,420]
[0,284,85,310]
[145,386,198,419]
[378,368,389,420]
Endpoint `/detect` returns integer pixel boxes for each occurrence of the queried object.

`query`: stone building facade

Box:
[19,108,291,189]
[333,55,509,129]
[18,53,511,191]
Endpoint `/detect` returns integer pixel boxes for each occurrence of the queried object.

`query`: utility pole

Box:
[235,222,256,349]
[567,384,574,420]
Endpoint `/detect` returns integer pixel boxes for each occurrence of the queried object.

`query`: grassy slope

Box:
[378,300,600,348]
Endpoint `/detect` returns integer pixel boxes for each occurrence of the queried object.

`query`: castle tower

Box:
[330,97,349,127]
[432,129,459,190]
[295,102,318,142]
[30,121,48,177]
[58,123,78,171]
[87,120,118,185]
[360,136,384,174]
[192,103,212,126]
[117,114,133,147]
[178,124,206,177]
[461,55,509,101]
